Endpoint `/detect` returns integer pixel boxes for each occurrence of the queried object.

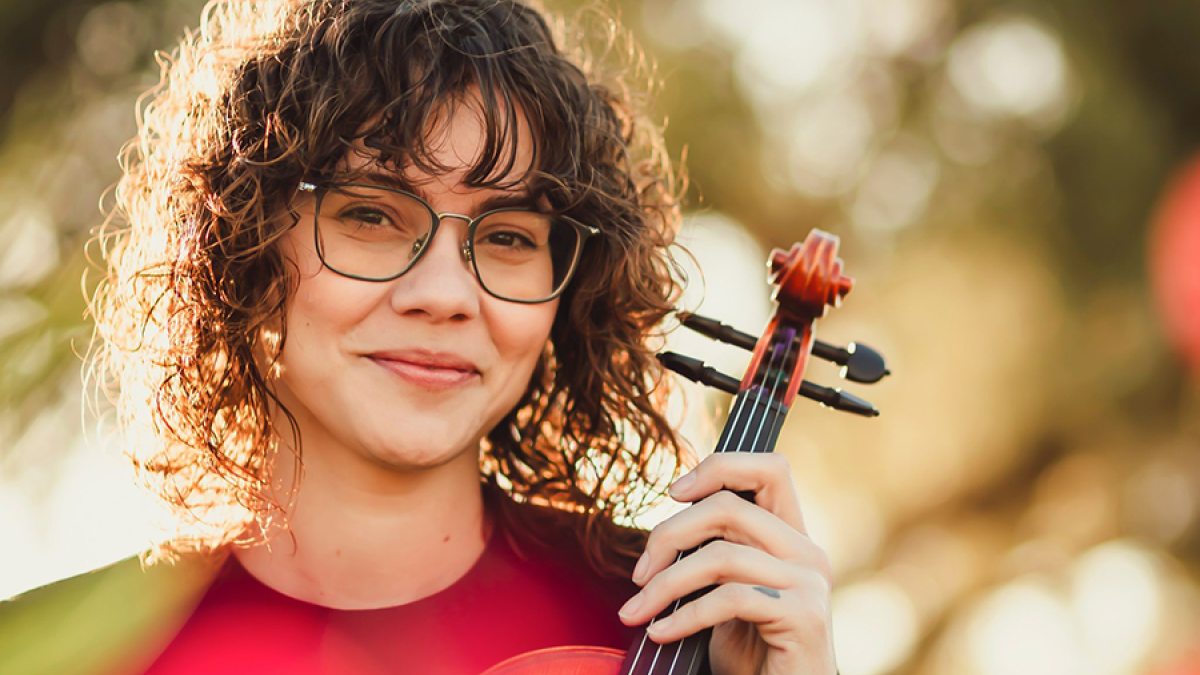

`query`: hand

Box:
[618,453,836,675]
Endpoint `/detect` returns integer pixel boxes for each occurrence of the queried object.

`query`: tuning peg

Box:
[679,312,890,385]
[657,352,740,394]
[798,381,880,417]
[678,313,757,351]
[660,351,880,417]
[811,341,890,385]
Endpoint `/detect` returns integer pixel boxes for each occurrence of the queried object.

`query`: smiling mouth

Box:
[367,356,480,389]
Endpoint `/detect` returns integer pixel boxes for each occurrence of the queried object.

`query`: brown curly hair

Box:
[87,0,688,575]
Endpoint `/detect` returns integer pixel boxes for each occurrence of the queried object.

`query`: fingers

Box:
[620,540,804,626]
[642,573,831,646]
[633,490,830,587]
[670,452,807,533]
[623,451,836,664]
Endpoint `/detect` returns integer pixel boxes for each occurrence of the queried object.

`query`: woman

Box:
[0,1,837,674]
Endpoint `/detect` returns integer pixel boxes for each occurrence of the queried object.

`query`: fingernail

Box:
[669,471,696,499]
[619,592,644,620]
[632,552,649,584]
[647,617,673,639]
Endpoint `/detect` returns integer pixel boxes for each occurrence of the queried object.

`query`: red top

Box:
[139,498,641,675]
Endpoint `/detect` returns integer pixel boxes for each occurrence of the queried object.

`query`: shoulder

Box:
[0,552,224,675]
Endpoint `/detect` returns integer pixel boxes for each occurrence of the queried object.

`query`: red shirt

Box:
[140,499,642,675]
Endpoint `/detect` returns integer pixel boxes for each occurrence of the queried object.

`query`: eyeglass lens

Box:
[313,185,582,302]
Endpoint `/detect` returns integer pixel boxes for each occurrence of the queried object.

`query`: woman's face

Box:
[271,102,558,472]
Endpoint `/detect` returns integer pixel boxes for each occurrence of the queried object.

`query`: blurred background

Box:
[1,0,1199,674]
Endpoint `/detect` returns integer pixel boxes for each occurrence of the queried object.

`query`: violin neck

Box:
[620,386,790,675]
[714,386,789,456]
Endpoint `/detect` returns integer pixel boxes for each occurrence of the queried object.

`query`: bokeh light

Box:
[967,578,1082,675]
[833,578,920,675]
[2,1,1200,674]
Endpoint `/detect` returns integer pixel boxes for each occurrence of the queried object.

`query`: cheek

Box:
[491,301,558,366]
[278,230,375,349]
[281,224,324,279]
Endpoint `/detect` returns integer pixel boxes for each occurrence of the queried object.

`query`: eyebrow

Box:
[355,170,542,213]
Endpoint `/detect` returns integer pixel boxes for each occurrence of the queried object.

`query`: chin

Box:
[358,429,480,472]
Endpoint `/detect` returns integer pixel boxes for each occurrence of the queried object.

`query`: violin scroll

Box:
[769,231,854,319]
[662,229,889,417]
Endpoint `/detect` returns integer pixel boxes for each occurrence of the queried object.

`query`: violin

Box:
[481,229,889,675]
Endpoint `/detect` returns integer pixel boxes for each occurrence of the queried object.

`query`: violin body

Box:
[479,646,623,675]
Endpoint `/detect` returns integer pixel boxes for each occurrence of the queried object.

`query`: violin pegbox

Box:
[658,229,889,417]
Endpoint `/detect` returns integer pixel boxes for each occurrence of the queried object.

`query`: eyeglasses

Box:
[296,181,599,304]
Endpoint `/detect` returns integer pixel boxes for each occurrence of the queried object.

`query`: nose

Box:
[386,219,479,322]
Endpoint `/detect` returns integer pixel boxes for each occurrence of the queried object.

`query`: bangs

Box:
[302,0,589,200]
[360,87,537,192]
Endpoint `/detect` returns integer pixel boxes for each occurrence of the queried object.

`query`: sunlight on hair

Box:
[260,326,284,379]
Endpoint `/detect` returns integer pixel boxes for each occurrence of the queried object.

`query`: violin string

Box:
[762,328,802,451]
[747,328,793,454]
[658,336,792,675]
[624,390,753,674]
[632,333,792,675]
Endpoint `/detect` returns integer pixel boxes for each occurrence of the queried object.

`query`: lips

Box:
[365,350,480,389]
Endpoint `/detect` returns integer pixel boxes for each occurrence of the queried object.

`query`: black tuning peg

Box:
[678,313,757,351]
[657,352,740,394]
[811,341,890,385]
[798,381,879,417]
[678,312,890,385]
[659,351,880,418]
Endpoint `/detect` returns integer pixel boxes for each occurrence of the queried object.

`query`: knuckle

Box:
[767,452,791,473]
[697,453,723,472]
[707,539,738,564]
[707,492,744,535]
[710,489,744,513]
[646,516,680,550]
[703,540,739,582]
[797,565,833,598]
[641,570,669,601]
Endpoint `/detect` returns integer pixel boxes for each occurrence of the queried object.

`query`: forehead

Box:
[342,90,537,194]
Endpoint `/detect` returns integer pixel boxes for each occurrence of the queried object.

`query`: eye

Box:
[480,230,538,249]
[339,205,394,228]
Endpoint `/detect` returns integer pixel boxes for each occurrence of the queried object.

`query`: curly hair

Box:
[87,0,688,575]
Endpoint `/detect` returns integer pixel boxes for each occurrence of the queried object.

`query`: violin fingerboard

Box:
[618,628,711,675]
[714,388,788,456]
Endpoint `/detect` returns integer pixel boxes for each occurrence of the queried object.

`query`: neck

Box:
[233,432,489,610]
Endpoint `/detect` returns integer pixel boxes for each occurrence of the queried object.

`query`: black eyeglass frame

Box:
[297,181,600,304]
